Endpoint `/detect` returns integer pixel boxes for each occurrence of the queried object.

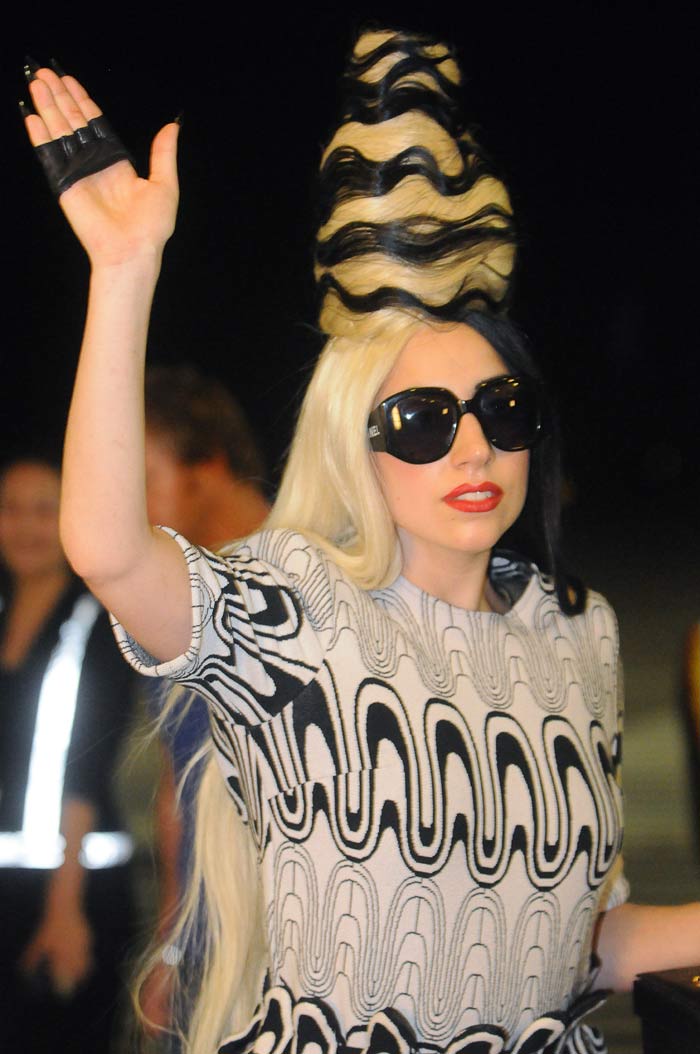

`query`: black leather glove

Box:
[34,115,134,197]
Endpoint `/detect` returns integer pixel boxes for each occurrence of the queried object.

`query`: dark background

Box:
[2,4,699,531]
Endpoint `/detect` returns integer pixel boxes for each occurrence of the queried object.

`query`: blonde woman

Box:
[22,29,700,1054]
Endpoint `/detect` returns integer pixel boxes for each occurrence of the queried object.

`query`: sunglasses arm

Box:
[367,411,388,454]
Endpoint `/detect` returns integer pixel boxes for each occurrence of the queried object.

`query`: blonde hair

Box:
[138,310,429,1052]
[135,735,267,1053]
[315,29,515,334]
[267,310,429,585]
[141,24,519,1052]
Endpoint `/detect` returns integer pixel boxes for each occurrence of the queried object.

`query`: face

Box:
[0,462,65,579]
[144,430,202,536]
[372,324,530,579]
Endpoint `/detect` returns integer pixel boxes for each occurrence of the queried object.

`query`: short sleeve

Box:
[111,528,336,726]
[598,853,630,912]
[599,653,628,912]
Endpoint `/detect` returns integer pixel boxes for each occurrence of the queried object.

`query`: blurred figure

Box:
[0,455,135,1053]
[683,622,700,850]
[144,365,270,548]
[135,367,271,1038]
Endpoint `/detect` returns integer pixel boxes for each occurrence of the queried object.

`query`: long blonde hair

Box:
[138,310,427,1052]
[141,21,519,1051]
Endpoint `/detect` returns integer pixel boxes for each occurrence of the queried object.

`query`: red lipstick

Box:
[443,481,503,513]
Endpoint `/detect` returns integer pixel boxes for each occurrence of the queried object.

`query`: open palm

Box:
[25,66,179,266]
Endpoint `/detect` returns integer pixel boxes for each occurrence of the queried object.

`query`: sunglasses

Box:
[367,375,543,464]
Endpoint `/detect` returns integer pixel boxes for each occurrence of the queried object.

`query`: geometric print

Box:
[114,528,625,1054]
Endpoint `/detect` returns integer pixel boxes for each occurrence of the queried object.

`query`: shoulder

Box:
[494,548,618,632]
[489,548,537,610]
[219,528,341,592]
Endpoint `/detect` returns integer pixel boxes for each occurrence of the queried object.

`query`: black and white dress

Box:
[114,528,626,1054]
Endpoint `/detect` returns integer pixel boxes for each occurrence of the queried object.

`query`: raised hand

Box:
[23,64,180,268]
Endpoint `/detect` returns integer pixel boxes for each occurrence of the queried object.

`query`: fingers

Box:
[25,66,102,148]
[23,110,51,148]
[149,122,180,193]
[24,67,135,198]
[60,74,102,122]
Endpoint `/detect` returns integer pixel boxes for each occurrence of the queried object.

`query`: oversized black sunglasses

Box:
[367,375,543,464]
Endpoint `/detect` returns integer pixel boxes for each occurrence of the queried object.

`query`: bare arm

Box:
[596,901,700,992]
[22,798,96,995]
[25,67,190,661]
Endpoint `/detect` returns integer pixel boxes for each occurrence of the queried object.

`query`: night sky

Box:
[2,5,699,524]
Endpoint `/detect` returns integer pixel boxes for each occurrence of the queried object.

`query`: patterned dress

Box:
[114,528,627,1054]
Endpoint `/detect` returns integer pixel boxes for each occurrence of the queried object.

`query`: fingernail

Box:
[24,55,41,83]
[18,99,34,119]
[174,111,184,127]
[50,58,67,77]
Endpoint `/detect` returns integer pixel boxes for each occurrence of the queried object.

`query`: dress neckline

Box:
[385,557,540,619]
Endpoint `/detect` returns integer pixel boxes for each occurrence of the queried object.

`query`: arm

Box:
[595,901,700,992]
[25,66,190,661]
[22,609,136,992]
[21,798,96,995]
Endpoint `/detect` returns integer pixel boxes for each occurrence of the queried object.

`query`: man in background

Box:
[29,365,270,1046]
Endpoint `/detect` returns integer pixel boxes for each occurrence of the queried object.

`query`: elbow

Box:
[59,507,147,586]
[594,905,637,994]
[59,509,106,583]
[596,956,636,995]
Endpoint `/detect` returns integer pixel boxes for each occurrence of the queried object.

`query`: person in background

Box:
[27,368,271,1046]
[22,28,700,1054]
[0,454,135,1053]
[143,365,270,552]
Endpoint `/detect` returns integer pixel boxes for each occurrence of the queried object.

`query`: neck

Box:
[397,533,499,611]
[195,477,270,551]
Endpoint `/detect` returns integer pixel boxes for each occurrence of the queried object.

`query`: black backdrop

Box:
[2,4,699,520]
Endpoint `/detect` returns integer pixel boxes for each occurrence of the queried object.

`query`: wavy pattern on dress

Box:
[262,550,617,718]
[366,583,617,718]
[220,984,608,1053]
[113,528,620,1053]
[266,694,622,886]
[266,842,604,1043]
[175,539,328,726]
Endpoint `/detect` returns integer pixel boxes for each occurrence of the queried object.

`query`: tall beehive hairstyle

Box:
[316,28,516,336]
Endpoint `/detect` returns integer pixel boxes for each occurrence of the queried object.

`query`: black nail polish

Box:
[18,99,35,119]
[174,111,184,127]
[24,55,41,83]
[50,58,67,77]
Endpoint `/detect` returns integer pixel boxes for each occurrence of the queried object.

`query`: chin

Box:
[450,522,511,555]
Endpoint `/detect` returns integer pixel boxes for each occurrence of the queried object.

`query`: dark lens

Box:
[388,391,457,464]
[476,378,541,451]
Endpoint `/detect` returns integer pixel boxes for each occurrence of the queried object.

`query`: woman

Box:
[0,455,135,1052]
[22,29,700,1054]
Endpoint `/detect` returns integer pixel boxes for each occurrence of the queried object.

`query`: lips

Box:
[442,481,504,513]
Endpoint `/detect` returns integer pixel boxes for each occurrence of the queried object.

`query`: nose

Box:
[449,410,493,468]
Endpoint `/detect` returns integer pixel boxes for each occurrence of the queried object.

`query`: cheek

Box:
[374,456,428,523]
[36,515,62,548]
[505,452,530,518]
